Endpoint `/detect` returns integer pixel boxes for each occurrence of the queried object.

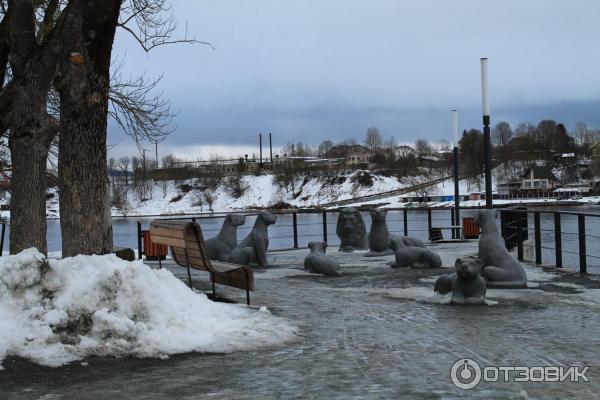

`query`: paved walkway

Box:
[2,241,600,399]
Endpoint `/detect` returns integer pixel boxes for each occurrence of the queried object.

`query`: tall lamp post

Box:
[452,110,460,237]
[481,58,493,209]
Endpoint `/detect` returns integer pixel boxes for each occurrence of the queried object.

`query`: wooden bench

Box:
[149,220,254,305]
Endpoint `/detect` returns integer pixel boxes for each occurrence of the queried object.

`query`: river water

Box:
[2,205,600,272]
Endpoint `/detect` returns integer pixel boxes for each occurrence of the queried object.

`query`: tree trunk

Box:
[9,140,50,254]
[57,0,121,257]
[8,80,54,254]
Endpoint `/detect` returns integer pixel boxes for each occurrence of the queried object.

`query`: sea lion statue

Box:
[434,257,487,305]
[229,211,277,267]
[391,241,442,269]
[475,209,527,288]
[336,208,368,252]
[206,214,246,262]
[304,242,341,276]
[366,209,396,256]
[366,208,426,256]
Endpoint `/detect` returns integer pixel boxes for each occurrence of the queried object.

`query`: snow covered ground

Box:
[0,249,297,368]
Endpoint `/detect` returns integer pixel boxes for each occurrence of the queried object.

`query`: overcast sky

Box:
[109,0,600,160]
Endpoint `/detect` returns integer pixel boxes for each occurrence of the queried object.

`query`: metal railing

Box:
[0,222,5,256]
[499,208,600,274]
[135,207,461,259]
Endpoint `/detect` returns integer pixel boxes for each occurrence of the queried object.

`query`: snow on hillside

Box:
[114,170,406,216]
[0,249,297,368]
[0,170,414,218]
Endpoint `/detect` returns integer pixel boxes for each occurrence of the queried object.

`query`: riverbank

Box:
[1,171,598,221]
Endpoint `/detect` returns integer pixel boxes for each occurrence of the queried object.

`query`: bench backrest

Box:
[149,220,212,272]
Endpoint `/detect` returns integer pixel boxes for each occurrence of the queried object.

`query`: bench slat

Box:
[150,235,186,248]
[149,227,186,239]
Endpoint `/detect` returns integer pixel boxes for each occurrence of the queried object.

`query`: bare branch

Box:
[109,60,175,148]
[118,0,214,52]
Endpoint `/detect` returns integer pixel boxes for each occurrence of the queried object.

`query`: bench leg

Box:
[211,273,216,300]
[246,271,250,306]
[186,264,193,289]
[158,257,163,269]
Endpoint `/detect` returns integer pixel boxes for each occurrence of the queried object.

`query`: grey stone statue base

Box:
[229,211,277,268]
[475,210,527,288]
[336,208,368,252]
[304,242,341,276]
[434,257,487,305]
[206,214,246,262]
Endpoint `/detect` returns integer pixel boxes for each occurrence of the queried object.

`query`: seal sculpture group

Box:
[304,241,341,276]
[475,209,527,288]
[336,208,368,252]
[366,208,426,256]
[229,211,277,267]
[205,214,246,262]
[434,257,487,305]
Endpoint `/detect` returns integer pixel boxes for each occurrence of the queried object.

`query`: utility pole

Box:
[452,110,460,236]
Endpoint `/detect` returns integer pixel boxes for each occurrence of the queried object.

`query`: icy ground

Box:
[0,249,297,369]
[2,242,600,399]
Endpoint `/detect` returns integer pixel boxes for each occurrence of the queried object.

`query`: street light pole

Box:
[481,58,493,209]
[452,110,460,236]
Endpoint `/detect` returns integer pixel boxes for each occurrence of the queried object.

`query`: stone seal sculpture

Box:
[475,209,527,288]
[366,209,426,256]
[229,211,277,267]
[434,257,487,305]
[206,214,246,262]
[304,242,341,276]
[391,241,442,269]
[366,209,396,256]
[336,208,368,252]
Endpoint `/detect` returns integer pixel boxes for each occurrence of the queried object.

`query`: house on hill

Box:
[520,165,559,191]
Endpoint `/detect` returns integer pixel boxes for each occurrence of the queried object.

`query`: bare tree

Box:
[364,127,382,152]
[574,122,591,146]
[318,140,334,157]
[203,190,215,212]
[414,139,432,161]
[492,121,513,147]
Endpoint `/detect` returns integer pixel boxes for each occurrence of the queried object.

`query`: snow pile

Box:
[0,249,297,368]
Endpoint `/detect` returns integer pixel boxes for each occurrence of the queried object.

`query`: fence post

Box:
[137,221,143,260]
[450,209,455,239]
[293,213,299,248]
[578,214,587,274]
[322,210,328,244]
[0,223,5,256]
[534,212,541,264]
[500,210,507,249]
[427,209,432,240]
[403,209,408,236]
[554,212,562,268]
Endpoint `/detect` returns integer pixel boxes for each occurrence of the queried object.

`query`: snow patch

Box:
[0,249,297,368]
